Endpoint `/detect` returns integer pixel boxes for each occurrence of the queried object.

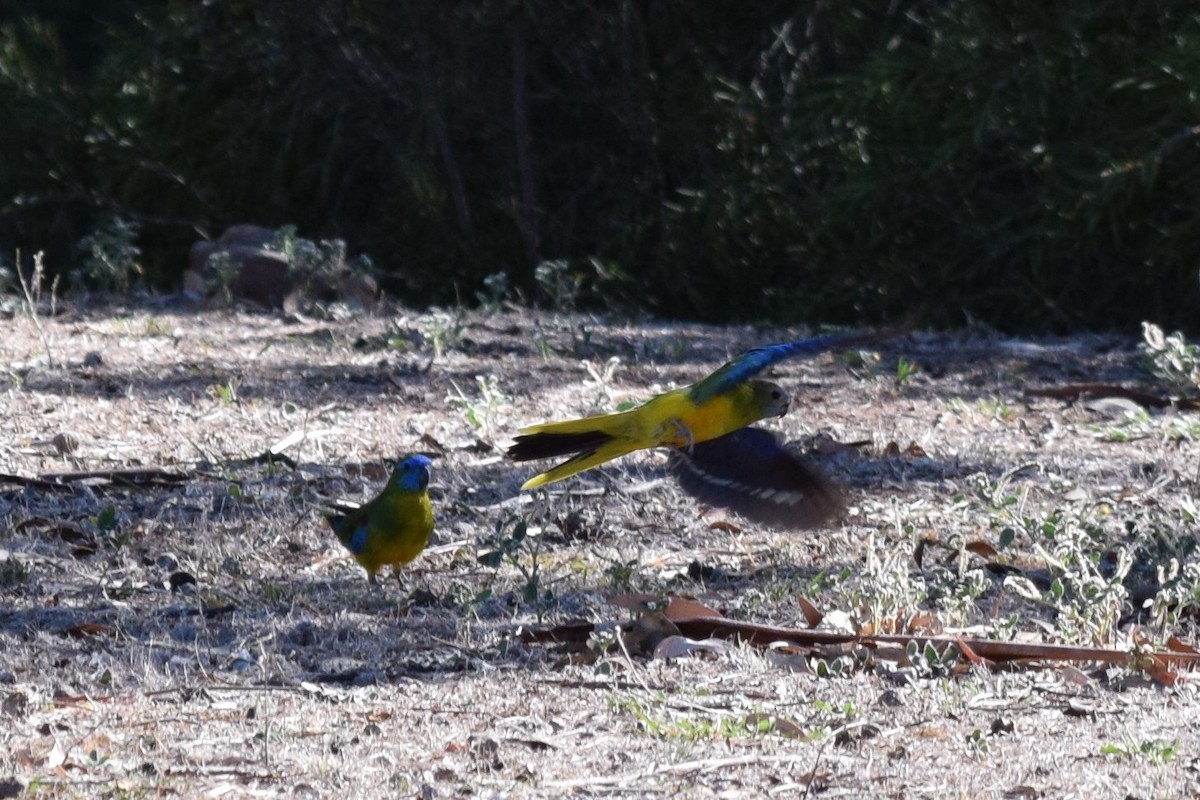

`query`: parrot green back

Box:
[359,488,434,573]
[510,329,889,489]
[516,381,787,488]
[658,380,787,445]
[326,476,434,580]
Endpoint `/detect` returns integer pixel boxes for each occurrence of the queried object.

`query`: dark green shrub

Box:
[1,1,1198,331]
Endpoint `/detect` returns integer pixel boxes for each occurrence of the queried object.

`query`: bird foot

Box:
[661,418,695,450]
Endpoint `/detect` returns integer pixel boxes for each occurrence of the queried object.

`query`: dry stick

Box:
[15,250,57,369]
[801,720,874,800]
[545,753,822,790]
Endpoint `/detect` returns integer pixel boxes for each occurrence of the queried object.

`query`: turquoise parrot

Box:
[323,454,435,584]
[508,331,878,491]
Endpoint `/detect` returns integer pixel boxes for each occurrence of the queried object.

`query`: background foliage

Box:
[2,0,1199,331]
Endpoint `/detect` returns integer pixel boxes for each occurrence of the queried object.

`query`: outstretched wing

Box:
[688,330,882,406]
[668,427,841,529]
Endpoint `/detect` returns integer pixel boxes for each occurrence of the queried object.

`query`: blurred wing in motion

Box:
[668,427,841,529]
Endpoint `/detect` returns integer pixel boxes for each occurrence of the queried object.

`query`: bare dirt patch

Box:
[2,304,1198,798]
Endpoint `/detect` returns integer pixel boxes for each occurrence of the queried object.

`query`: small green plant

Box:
[965,728,989,755]
[1163,417,1200,442]
[477,515,555,620]
[583,356,622,407]
[831,528,928,634]
[90,504,134,549]
[0,556,30,588]
[975,396,1015,421]
[905,639,961,678]
[446,374,507,437]
[811,698,861,721]
[208,378,240,405]
[1145,542,1200,635]
[812,655,854,678]
[1141,322,1200,394]
[143,316,176,337]
[206,250,239,303]
[945,396,970,417]
[604,556,640,591]
[640,336,687,363]
[14,250,58,368]
[839,347,882,380]
[930,565,992,627]
[274,225,375,280]
[609,696,667,738]
[251,225,378,313]
[1088,406,1151,442]
[894,356,919,386]
[1100,736,1178,764]
[609,696,754,742]
[534,259,582,310]
[418,308,467,359]
[74,218,142,293]
[94,504,119,534]
[969,473,1131,644]
[475,271,512,311]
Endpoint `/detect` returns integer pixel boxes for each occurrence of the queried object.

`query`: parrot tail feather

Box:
[507,430,616,462]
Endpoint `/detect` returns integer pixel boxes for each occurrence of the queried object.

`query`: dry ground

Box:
[1,302,1199,799]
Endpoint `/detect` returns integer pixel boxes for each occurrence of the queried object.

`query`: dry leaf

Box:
[268,429,305,454]
[965,540,999,560]
[764,642,812,673]
[418,432,447,453]
[744,712,804,738]
[1059,665,1091,686]
[620,612,680,656]
[796,596,823,628]
[63,623,118,639]
[663,596,723,621]
[608,593,666,614]
[52,432,80,454]
[1166,636,1199,654]
[817,609,856,634]
[905,613,943,636]
[652,635,728,661]
[46,745,67,770]
[954,638,987,666]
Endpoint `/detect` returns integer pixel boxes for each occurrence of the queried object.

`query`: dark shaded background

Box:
[2,1,1199,332]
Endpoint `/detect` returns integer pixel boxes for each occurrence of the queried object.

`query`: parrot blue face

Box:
[392,455,432,492]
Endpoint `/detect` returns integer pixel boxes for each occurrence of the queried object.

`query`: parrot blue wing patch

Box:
[347,524,369,554]
[687,332,867,405]
[668,427,841,529]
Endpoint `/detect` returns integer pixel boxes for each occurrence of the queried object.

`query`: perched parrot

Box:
[323,454,435,584]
